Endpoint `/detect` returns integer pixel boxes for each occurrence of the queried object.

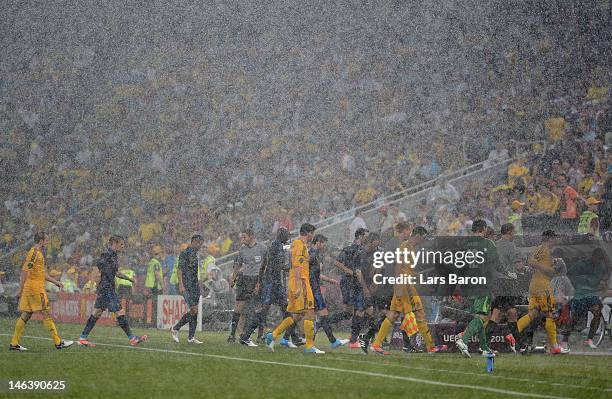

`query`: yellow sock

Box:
[373,318,393,346]
[43,317,61,346]
[417,321,434,351]
[11,317,26,346]
[273,317,294,339]
[545,317,557,346]
[304,319,314,349]
[517,314,531,333]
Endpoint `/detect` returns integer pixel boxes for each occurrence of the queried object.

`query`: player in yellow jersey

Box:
[10,231,73,351]
[266,223,325,354]
[369,223,442,354]
[516,230,569,354]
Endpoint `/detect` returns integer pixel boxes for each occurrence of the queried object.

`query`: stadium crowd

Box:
[0,0,610,310]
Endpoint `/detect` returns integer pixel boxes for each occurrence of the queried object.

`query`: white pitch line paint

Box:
[2,334,573,399]
[325,353,612,393]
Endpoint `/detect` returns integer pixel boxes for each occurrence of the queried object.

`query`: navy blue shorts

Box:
[351,288,366,311]
[340,277,354,305]
[570,296,602,315]
[184,287,201,307]
[312,287,326,311]
[260,282,286,306]
[94,290,122,312]
[340,277,366,310]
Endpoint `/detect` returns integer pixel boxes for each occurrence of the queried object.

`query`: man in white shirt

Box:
[349,208,367,241]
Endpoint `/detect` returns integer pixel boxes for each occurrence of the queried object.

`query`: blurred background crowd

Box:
[0,1,610,297]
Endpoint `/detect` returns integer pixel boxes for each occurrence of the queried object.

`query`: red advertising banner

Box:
[32,292,115,325]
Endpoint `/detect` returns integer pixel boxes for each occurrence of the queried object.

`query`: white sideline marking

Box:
[326,354,612,393]
[3,334,573,399]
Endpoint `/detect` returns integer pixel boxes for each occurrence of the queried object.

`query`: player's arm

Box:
[291,242,307,296]
[231,254,243,287]
[334,252,354,276]
[320,274,339,285]
[18,270,27,295]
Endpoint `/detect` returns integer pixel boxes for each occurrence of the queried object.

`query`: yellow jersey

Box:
[290,238,309,283]
[397,239,415,276]
[529,244,553,295]
[22,247,46,295]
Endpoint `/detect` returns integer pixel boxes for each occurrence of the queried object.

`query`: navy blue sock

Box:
[81,315,99,338]
[117,315,134,339]
[241,312,260,341]
[188,313,197,339]
[319,315,336,343]
[350,314,364,343]
[173,312,191,331]
[229,312,240,338]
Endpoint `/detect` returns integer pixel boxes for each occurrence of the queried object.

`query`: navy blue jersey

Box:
[96,247,119,292]
[179,247,199,290]
[336,242,362,273]
[261,240,286,285]
[308,247,322,292]
[356,246,383,286]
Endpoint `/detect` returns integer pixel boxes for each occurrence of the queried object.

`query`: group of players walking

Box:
[8,218,595,357]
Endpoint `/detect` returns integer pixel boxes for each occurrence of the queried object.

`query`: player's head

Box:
[277,227,290,244]
[354,227,369,242]
[240,228,255,246]
[299,223,316,242]
[471,219,488,236]
[364,232,380,251]
[500,223,514,238]
[109,235,126,252]
[190,234,204,250]
[541,229,557,246]
[394,221,412,241]
[312,234,328,251]
[33,231,49,247]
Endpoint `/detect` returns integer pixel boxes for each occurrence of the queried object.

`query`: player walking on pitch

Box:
[10,231,73,351]
[78,235,147,346]
[266,223,325,354]
[171,234,205,344]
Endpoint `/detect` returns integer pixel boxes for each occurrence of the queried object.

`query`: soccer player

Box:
[357,232,396,351]
[352,233,384,348]
[171,234,205,344]
[228,229,268,343]
[266,223,325,354]
[455,220,496,358]
[369,224,441,354]
[489,223,523,352]
[239,227,297,347]
[515,230,569,354]
[309,234,349,349]
[330,227,368,349]
[78,236,147,346]
[10,231,73,351]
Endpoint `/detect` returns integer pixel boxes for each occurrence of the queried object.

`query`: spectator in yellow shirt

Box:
[536,186,560,216]
[545,116,565,142]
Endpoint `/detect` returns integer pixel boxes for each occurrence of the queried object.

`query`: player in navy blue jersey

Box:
[330,227,368,349]
[171,234,205,344]
[78,236,147,346]
[309,234,349,349]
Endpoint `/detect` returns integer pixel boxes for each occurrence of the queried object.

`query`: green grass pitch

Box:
[1,318,610,399]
